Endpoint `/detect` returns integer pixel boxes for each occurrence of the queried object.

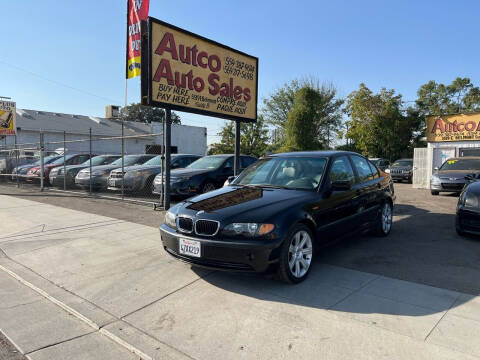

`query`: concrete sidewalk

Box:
[0,194,479,359]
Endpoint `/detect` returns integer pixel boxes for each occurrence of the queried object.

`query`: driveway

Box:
[0,184,479,359]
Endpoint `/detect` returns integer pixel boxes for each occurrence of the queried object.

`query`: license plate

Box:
[178,238,201,258]
[108,179,116,186]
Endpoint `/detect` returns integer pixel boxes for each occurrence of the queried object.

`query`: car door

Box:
[314,155,358,240]
[350,155,378,227]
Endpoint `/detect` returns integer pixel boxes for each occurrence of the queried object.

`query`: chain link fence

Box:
[0,129,176,209]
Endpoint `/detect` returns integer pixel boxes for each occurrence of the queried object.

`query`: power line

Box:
[0,59,120,104]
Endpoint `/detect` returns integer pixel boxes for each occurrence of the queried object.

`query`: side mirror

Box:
[331,180,352,191]
[434,167,439,172]
[227,175,236,183]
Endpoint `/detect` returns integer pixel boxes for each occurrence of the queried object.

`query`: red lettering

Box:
[431,118,445,133]
[208,55,221,72]
[193,77,205,92]
[191,45,198,66]
[466,121,476,131]
[208,73,220,95]
[178,45,191,64]
[243,88,251,102]
[233,86,243,100]
[153,59,174,85]
[198,51,208,68]
[155,32,178,60]
[219,83,229,97]
[229,78,234,98]
[457,122,465,132]
[186,70,194,90]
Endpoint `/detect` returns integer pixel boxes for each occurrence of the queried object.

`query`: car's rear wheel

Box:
[277,224,314,284]
[431,190,439,196]
[374,201,393,237]
[202,182,216,193]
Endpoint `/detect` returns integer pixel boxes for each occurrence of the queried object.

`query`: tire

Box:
[277,224,314,284]
[202,182,216,194]
[456,225,466,236]
[431,190,439,196]
[374,201,393,237]
[408,177,413,184]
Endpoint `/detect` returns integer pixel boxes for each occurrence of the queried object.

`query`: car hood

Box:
[174,185,314,223]
[170,168,212,178]
[436,170,477,179]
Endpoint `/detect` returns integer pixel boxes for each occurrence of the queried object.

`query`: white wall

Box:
[151,123,207,155]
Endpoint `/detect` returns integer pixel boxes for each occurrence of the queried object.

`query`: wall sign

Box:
[427,113,480,142]
[142,18,258,122]
[0,100,16,136]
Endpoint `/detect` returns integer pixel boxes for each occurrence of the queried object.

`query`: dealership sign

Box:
[142,18,258,122]
[427,113,480,142]
[0,100,16,136]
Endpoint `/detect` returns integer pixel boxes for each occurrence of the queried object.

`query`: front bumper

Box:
[153,181,199,196]
[107,177,140,192]
[75,175,108,189]
[456,207,480,235]
[431,181,466,193]
[160,224,282,272]
[391,173,411,180]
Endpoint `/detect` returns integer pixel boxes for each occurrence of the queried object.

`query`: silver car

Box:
[431,157,480,196]
[107,154,201,194]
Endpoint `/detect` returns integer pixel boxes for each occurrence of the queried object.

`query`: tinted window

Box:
[392,160,413,167]
[439,159,480,171]
[223,158,234,169]
[351,156,374,182]
[329,156,355,185]
[187,156,229,169]
[241,156,256,168]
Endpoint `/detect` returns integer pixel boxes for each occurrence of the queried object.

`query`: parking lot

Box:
[1,183,479,359]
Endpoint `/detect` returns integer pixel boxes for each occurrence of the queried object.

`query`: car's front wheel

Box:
[277,224,314,284]
[431,190,439,196]
[374,201,393,237]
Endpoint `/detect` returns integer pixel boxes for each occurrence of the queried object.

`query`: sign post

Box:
[141,17,258,209]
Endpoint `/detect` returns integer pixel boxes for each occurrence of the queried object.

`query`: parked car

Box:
[369,158,391,172]
[26,153,93,185]
[12,155,62,181]
[153,154,257,196]
[160,151,395,283]
[75,154,155,190]
[387,158,413,183]
[107,154,201,194]
[456,173,480,235]
[430,157,480,196]
[50,155,121,188]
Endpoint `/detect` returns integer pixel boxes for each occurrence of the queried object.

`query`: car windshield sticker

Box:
[187,187,263,213]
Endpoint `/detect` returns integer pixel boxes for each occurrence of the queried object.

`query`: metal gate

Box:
[413,148,432,189]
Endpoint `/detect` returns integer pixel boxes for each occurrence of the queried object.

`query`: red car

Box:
[26,153,93,185]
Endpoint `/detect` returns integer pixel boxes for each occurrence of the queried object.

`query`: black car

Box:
[388,158,413,183]
[153,154,257,196]
[160,151,395,283]
[456,177,480,236]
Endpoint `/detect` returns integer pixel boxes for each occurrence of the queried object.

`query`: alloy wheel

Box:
[288,230,313,278]
[381,202,392,234]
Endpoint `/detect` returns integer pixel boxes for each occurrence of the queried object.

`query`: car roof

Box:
[447,156,480,160]
[269,150,361,158]
[204,154,256,158]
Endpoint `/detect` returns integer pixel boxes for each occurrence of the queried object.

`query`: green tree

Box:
[208,116,269,158]
[262,78,344,149]
[282,87,321,152]
[345,84,423,160]
[416,77,480,115]
[119,103,181,124]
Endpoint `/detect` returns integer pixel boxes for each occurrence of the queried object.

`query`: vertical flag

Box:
[126,0,150,79]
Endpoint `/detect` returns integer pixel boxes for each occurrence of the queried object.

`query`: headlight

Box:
[464,192,479,208]
[431,175,441,184]
[385,169,390,173]
[92,170,108,176]
[164,211,177,229]
[223,223,275,237]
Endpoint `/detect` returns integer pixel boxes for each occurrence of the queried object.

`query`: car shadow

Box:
[190,203,479,317]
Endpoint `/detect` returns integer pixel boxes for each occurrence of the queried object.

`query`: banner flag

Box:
[0,100,16,136]
[127,0,150,79]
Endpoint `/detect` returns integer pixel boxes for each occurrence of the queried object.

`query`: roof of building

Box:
[15,109,153,136]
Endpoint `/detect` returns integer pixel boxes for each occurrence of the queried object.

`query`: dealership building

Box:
[1,107,207,156]
[413,112,480,188]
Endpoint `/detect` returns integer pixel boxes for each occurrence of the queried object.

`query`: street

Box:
[0,183,479,359]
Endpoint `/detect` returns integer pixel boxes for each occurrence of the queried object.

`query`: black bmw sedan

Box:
[160,151,395,283]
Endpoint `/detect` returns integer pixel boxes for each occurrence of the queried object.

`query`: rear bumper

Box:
[160,225,282,272]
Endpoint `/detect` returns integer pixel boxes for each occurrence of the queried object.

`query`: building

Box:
[413,112,480,188]
[1,108,207,156]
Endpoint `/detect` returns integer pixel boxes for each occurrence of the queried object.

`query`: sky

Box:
[2,0,480,144]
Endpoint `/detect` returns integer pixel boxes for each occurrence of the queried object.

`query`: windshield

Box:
[80,156,119,166]
[143,155,162,166]
[50,154,74,165]
[392,160,412,167]
[233,157,327,190]
[439,159,480,171]
[110,156,146,167]
[187,156,228,170]
[29,155,59,166]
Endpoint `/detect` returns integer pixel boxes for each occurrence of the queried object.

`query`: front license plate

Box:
[108,179,116,187]
[178,238,201,258]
